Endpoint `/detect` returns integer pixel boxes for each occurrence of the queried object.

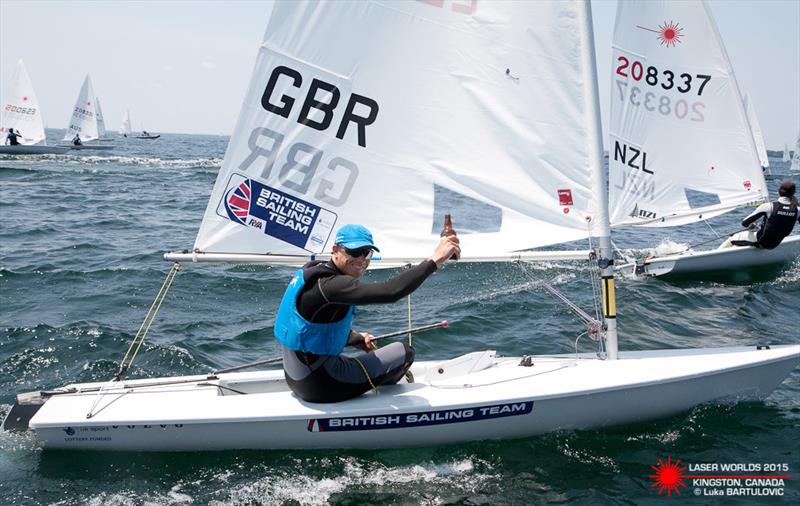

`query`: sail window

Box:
[432,185,501,234]
[684,188,721,209]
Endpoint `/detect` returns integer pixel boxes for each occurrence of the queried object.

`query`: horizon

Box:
[1,0,798,148]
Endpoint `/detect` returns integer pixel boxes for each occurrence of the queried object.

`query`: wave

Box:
[58,154,223,169]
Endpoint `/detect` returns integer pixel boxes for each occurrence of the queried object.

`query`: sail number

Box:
[615,81,705,123]
[72,106,94,118]
[5,104,37,115]
[616,57,710,96]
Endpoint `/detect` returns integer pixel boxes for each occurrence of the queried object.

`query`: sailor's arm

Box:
[741,202,772,227]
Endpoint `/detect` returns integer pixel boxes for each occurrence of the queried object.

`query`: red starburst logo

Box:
[22,95,28,102]
[649,456,688,496]
[637,20,684,47]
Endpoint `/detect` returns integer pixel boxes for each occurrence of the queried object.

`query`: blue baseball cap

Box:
[334,224,380,251]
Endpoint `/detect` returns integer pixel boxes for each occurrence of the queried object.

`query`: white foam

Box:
[651,238,690,256]
[56,154,223,169]
[206,457,490,506]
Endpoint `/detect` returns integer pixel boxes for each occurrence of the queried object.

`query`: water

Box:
[1,133,798,504]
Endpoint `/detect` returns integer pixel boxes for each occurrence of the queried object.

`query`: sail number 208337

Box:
[615,57,711,96]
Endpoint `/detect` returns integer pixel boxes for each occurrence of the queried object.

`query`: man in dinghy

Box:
[4,128,22,146]
[274,224,460,403]
[720,180,799,249]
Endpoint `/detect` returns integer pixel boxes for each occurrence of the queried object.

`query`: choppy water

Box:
[1,131,798,505]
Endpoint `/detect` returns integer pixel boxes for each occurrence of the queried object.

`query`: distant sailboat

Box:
[120,110,132,137]
[61,74,115,151]
[782,143,791,163]
[792,132,800,172]
[94,97,114,141]
[0,59,69,155]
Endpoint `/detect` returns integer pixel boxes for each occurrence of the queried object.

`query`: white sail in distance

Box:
[743,92,769,170]
[793,133,800,172]
[191,0,605,261]
[609,0,768,228]
[95,97,107,138]
[120,110,132,136]
[63,74,99,141]
[783,143,791,163]
[1,59,47,145]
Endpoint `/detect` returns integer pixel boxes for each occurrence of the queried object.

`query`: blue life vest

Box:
[273,269,355,355]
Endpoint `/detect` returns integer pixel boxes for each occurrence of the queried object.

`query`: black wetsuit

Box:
[281,259,437,403]
[6,131,21,146]
[738,197,799,249]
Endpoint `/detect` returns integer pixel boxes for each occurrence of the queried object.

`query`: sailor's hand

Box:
[429,236,461,266]
[747,222,759,229]
[351,331,377,352]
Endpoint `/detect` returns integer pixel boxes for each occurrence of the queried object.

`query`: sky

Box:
[1,0,798,149]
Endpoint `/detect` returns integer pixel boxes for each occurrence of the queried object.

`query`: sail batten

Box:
[608,0,769,229]
[190,1,604,261]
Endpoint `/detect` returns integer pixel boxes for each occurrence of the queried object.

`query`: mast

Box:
[579,0,618,359]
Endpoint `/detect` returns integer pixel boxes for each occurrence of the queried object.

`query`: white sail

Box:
[63,74,99,141]
[742,92,769,169]
[783,143,791,163]
[609,1,768,228]
[120,110,132,136]
[95,97,107,138]
[192,0,605,261]
[793,133,800,172]
[0,59,47,145]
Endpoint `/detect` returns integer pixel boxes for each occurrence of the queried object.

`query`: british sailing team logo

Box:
[636,20,684,47]
[218,173,338,253]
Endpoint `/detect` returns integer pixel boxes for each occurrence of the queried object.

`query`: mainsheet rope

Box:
[114,262,181,381]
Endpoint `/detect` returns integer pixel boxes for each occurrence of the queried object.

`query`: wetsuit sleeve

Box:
[318,260,438,305]
[741,202,772,227]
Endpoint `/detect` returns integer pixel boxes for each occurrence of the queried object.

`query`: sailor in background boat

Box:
[274,223,460,403]
[720,180,799,249]
[71,133,82,146]
[4,128,22,146]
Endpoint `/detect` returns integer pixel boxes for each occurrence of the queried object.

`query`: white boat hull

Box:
[9,345,798,451]
[0,145,70,155]
[620,235,800,278]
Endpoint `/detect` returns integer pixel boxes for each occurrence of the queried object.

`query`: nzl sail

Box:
[0,59,47,145]
[167,0,608,265]
[609,0,768,228]
[63,74,100,142]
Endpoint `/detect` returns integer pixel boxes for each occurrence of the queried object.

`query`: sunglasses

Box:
[343,246,374,259]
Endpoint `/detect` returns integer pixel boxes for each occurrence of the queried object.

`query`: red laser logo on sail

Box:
[637,20,684,47]
[649,456,688,496]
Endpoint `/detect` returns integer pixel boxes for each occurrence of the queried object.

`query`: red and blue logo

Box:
[225,179,252,225]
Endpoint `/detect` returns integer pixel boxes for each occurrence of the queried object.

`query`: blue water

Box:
[1,131,798,504]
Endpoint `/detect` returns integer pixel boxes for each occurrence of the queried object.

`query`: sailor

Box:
[72,133,83,146]
[5,128,21,146]
[720,180,799,249]
[274,223,460,403]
